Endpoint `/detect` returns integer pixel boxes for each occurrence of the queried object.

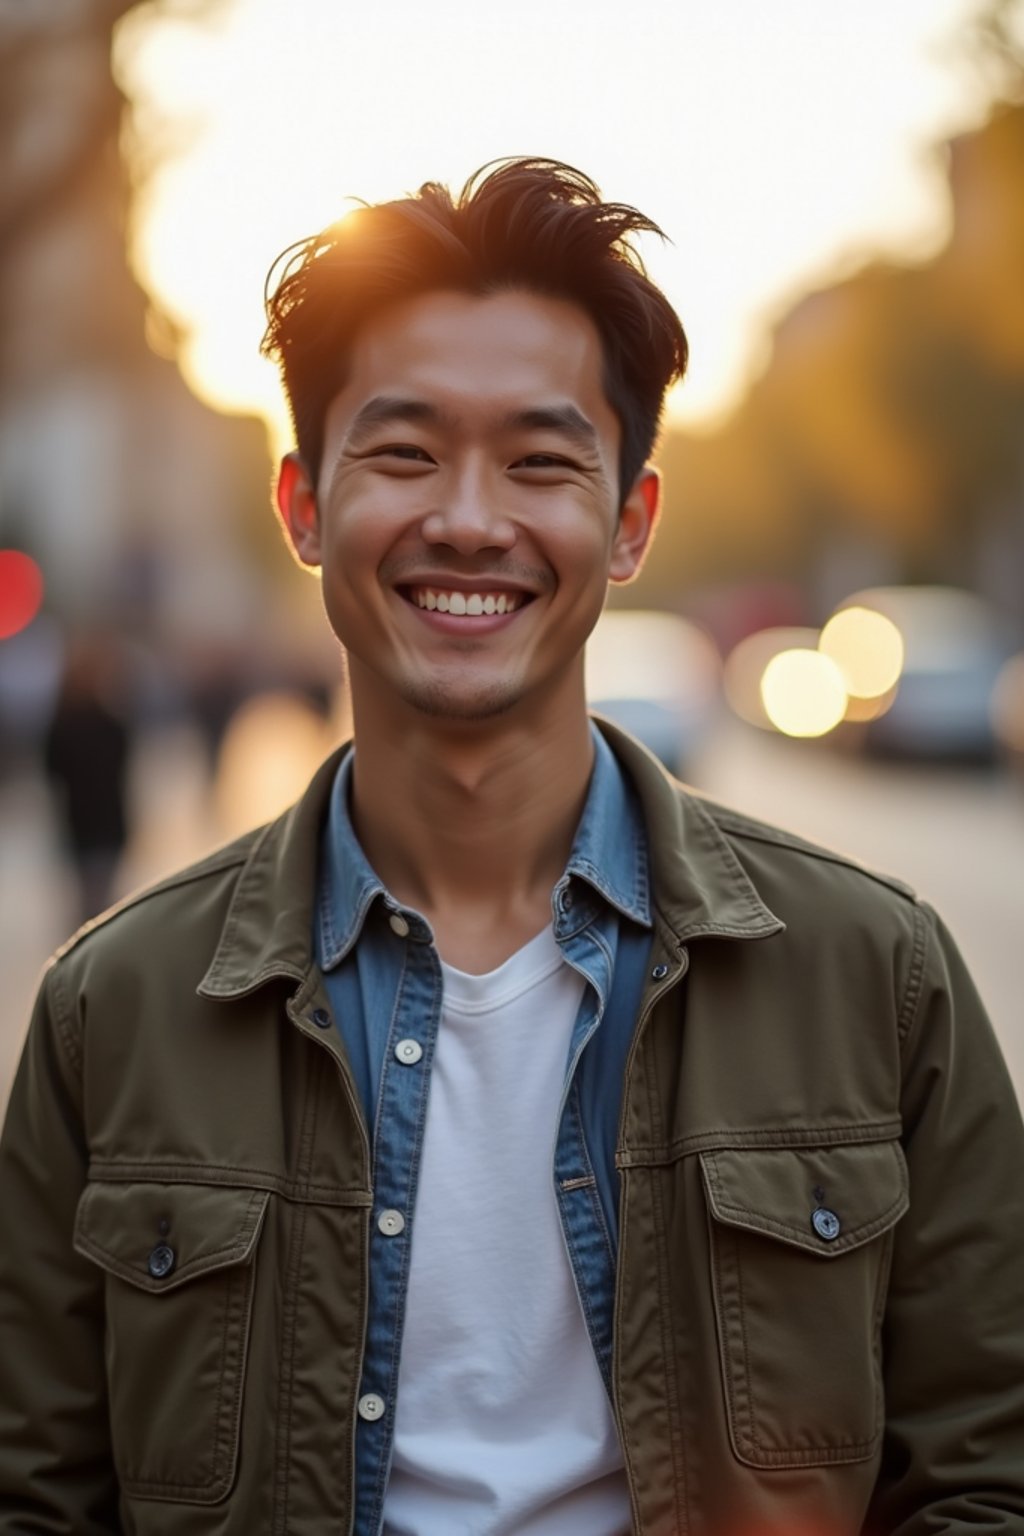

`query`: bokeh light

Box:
[760,649,848,738]
[585,610,720,705]
[819,605,905,698]
[724,627,822,729]
[0,552,44,641]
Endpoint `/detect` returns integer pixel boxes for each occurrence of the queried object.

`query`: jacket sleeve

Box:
[0,960,120,1534]
[868,901,1024,1533]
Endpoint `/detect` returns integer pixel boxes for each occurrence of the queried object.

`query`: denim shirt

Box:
[316,726,653,1536]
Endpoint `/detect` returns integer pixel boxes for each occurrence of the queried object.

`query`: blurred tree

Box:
[643,0,1024,630]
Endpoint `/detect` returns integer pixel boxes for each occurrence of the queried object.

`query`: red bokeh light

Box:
[0,551,44,640]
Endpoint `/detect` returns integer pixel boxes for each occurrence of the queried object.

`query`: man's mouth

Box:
[404,586,529,616]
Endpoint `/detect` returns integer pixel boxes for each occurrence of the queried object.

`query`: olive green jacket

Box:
[1,722,1022,1535]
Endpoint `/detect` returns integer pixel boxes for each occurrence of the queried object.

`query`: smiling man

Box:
[1,159,1023,1536]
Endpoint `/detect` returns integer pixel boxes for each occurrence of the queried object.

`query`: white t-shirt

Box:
[382,925,630,1536]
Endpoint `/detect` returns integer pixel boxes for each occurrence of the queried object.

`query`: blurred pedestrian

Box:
[42,629,131,921]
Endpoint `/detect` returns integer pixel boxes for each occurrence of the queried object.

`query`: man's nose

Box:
[419,468,516,554]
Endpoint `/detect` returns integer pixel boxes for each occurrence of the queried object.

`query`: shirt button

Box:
[812,1207,841,1241]
[312,1008,331,1029]
[357,1393,386,1422]
[388,912,410,938]
[377,1209,406,1237]
[395,1038,423,1065]
[651,963,669,980]
[148,1243,176,1279]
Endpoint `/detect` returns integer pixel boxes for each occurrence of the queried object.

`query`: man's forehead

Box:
[322,287,618,443]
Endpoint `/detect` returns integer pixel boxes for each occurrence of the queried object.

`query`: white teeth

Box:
[412,588,522,615]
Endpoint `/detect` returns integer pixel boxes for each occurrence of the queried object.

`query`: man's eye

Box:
[515,453,573,469]
[372,444,433,462]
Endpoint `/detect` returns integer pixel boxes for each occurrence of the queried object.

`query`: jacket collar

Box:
[198,718,782,1001]
[316,723,651,971]
[593,718,783,944]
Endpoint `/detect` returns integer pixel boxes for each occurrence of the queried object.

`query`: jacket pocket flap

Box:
[700,1140,908,1257]
[74,1181,270,1293]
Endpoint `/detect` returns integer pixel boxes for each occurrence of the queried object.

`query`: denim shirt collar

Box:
[318,723,651,972]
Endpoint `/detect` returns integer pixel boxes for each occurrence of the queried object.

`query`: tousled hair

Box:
[261,157,688,502]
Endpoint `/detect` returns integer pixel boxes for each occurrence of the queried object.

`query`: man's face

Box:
[279,287,658,724]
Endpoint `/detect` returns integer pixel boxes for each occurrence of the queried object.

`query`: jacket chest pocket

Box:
[700,1139,908,1470]
[74,1180,269,1504]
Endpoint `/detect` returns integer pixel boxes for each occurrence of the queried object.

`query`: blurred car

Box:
[838,586,1015,763]
[991,652,1024,778]
[585,609,721,775]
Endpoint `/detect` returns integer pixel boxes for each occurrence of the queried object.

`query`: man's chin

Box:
[399,678,523,722]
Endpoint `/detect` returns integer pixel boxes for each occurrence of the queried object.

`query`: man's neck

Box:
[348,696,595,972]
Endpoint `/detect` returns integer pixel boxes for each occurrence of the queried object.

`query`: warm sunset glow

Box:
[760,649,848,738]
[214,693,336,838]
[112,0,990,458]
[819,605,905,698]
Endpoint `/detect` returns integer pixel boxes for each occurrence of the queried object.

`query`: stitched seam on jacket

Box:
[273,1047,320,1533]
[48,960,83,1077]
[896,901,931,1044]
[620,1120,903,1164]
[645,1036,689,1529]
[87,1160,371,1205]
[708,812,916,899]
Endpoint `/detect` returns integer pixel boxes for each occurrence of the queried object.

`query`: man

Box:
[1,158,1022,1536]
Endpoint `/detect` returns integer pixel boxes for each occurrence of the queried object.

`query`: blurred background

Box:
[1,0,1022,1108]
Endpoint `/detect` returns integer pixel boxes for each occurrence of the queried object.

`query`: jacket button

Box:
[651,963,669,980]
[148,1243,176,1279]
[388,912,410,937]
[357,1393,386,1421]
[395,1039,423,1065]
[312,1008,332,1029]
[811,1207,841,1241]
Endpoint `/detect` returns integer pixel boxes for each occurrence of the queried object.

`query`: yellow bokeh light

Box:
[724,627,822,728]
[842,685,898,722]
[819,606,904,698]
[760,649,848,738]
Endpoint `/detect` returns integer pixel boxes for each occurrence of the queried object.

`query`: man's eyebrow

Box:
[344,396,453,445]
[341,397,600,452]
[505,405,599,450]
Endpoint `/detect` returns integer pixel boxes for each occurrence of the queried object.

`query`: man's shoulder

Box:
[677,783,926,958]
[692,790,917,903]
[50,826,265,980]
[49,746,345,991]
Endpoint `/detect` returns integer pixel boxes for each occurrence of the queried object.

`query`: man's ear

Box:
[609,466,661,584]
[276,452,322,568]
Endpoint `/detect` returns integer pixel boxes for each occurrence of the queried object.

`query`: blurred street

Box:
[3,714,1021,1112]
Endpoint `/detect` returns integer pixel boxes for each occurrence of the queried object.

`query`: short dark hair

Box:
[261,157,689,503]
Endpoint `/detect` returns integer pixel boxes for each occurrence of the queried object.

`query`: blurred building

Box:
[0,0,280,736]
